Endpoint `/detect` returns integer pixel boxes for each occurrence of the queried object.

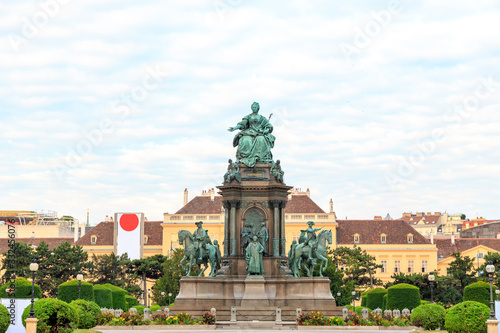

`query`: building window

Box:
[407,260,414,273]
[170,216,180,220]
[209,215,219,220]
[407,234,413,244]
[354,234,360,244]
[394,260,401,273]
[317,215,328,219]
[195,216,207,220]
[421,260,428,273]
[304,215,315,219]
[91,235,97,244]
[182,216,193,220]
[477,252,484,259]
[291,215,302,220]
[381,234,386,244]
[144,235,149,244]
[381,260,387,273]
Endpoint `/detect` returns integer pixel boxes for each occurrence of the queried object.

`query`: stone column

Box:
[222,201,230,256]
[487,319,499,333]
[229,200,239,256]
[271,200,280,257]
[280,201,287,257]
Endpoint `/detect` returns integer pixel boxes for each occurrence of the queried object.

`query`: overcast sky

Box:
[1,0,500,224]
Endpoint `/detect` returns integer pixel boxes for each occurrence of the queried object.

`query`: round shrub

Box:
[410,303,446,330]
[150,304,160,312]
[70,299,101,329]
[464,281,497,307]
[445,301,489,333]
[133,305,146,314]
[125,295,138,308]
[0,304,10,333]
[58,280,94,303]
[22,298,78,333]
[366,288,387,310]
[386,283,420,311]
[354,306,371,315]
[0,277,42,299]
[94,284,113,308]
[361,289,372,307]
[103,284,128,310]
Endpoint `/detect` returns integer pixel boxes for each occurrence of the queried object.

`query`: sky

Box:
[1,0,500,224]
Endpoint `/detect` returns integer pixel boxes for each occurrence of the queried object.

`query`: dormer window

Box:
[381,234,386,244]
[91,235,97,244]
[407,234,413,244]
[144,235,149,244]
[354,234,360,244]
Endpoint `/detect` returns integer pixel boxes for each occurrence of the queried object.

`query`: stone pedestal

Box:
[25,317,38,333]
[487,319,498,333]
[241,276,269,306]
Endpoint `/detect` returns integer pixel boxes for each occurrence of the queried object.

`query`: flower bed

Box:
[297,310,412,327]
[101,311,216,326]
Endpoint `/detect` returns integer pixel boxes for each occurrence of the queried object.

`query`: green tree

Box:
[477,252,500,285]
[447,252,476,294]
[1,242,34,281]
[330,246,382,288]
[152,249,185,305]
[130,254,167,302]
[89,253,139,296]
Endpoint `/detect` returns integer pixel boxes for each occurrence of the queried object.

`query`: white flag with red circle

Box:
[114,212,144,260]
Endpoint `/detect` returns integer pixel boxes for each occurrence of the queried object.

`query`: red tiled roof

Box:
[76,221,163,246]
[0,238,75,254]
[435,238,500,259]
[336,220,430,245]
[176,196,223,214]
[285,195,325,214]
[401,214,440,225]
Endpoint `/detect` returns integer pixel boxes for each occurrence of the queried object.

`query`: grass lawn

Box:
[74,330,102,333]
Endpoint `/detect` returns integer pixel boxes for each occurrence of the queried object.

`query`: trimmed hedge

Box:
[464,281,497,307]
[445,301,489,333]
[58,280,94,303]
[410,303,446,330]
[0,277,42,299]
[125,295,139,308]
[94,285,113,308]
[132,305,146,314]
[366,288,387,311]
[22,298,78,333]
[103,284,128,311]
[0,304,10,333]
[70,299,101,329]
[386,283,420,311]
[382,293,388,310]
[361,289,372,307]
[150,304,161,312]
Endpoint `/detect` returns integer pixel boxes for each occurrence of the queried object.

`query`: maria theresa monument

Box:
[172,103,338,318]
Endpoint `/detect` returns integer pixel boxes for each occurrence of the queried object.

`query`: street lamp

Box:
[147,289,151,308]
[76,271,83,299]
[168,292,172,305]
[351,290,356,309]
[486,261,496,320]
[29,259,39,318]
[161,291,165,305]
[428,272,435,303]
[336,291,341,306]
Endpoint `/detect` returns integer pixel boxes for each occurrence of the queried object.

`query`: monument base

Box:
[171,275,340,319]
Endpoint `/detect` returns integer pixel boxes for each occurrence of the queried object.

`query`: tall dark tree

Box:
[89,253,137,293]
[478,252,500,285]
[1,242,34,282]
[330,246,382,288]
[152,249,185,305]
[447,252,476,293]
[130,254,168,301]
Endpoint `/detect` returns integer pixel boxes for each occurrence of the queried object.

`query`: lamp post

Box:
[29,259,39,318]
[161,291,165,305]
[486,261,496,320]
[147,289,151,308]
[76,271,83,299]
[168,292,172,306]
[351,290,356,309]
[336,292,341,306]
[428,272,435,303]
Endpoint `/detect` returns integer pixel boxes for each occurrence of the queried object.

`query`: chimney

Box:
[211,188,215,201]
[81,223,86,237]
[184,188,188,206]
[430,232,434,244]
[306,188,310,197]
[497,232,500,239]
[329,198,333,213]
[451,233,455,245]
[105,215,109,223]
[31,231,35,240]
[74,219,80,243]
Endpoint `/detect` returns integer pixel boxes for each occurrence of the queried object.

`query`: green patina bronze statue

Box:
[245,235,265,275]
[178,222,221,277]
[223,159,241,183]
[270,159,284,183]
[228,102,275,167]
[289,222,332,278]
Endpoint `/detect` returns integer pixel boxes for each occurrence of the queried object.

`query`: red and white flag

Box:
[114,212,144,260]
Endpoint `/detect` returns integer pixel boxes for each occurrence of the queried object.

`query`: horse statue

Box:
[178,230,219,277]
[290,229,332,277]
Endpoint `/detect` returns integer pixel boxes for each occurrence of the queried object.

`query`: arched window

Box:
[354,233,360,244]
[407,234,413,244]
[381,234,387,244]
